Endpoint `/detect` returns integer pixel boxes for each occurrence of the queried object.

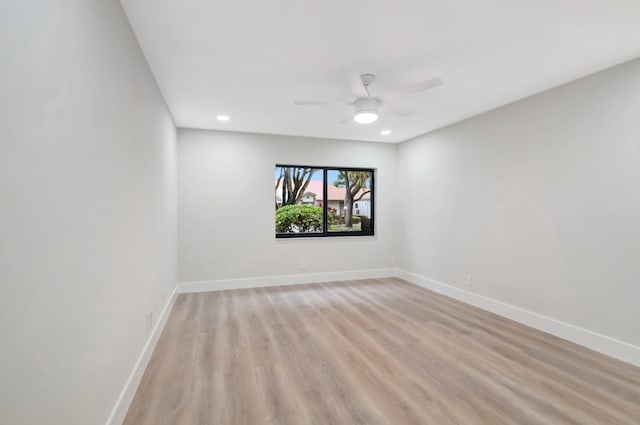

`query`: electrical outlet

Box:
[301,260,308,271]
[389,256,396,265]
[465,274,473,288]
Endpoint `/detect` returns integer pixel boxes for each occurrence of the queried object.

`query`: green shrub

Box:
[275,205,323,233]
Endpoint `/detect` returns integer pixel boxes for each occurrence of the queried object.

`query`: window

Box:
[275,165,374,238]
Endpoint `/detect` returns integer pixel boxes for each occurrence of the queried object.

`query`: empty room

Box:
[2,1,640,424]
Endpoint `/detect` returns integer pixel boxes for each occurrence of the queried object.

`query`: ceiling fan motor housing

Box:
[353,97,380,115]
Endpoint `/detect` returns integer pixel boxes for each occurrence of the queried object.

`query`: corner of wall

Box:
[105,282,180,425]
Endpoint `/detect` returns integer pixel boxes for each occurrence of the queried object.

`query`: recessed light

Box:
[216,115,230,121]
[353,111,378,124]
[380,130,391,135]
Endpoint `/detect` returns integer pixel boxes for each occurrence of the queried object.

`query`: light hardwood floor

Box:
[123,278,640,425]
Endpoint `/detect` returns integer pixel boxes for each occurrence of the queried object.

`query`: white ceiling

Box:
[121,0,640,143]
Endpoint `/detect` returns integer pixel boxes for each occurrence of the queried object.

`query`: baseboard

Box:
[397,269,640,367]
[178,268,397,293]
[105,285,179,425]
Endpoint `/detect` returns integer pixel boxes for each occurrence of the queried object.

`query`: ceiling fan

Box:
[294,72,443,124]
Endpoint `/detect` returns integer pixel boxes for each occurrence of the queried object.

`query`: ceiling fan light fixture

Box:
[352,97,379,124]
[353,111,378,124]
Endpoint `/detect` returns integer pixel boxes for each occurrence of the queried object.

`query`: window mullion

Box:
[323,168,328,235]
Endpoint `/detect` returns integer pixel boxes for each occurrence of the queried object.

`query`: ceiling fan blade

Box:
[338,114,354,124]
[380,76,443,101]
[389,107,416,117]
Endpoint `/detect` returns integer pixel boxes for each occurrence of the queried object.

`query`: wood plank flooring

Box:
[123,278,640,425]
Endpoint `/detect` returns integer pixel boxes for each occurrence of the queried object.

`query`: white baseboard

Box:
[178,268,397,293]
[105,285,179,425]
[397,269,640,368]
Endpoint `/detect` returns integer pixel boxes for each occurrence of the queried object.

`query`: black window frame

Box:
[275,164,375,239]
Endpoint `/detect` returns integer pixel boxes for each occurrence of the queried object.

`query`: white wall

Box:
[0,1,177,424]
[178,129,399,283]
[397,58,640,347]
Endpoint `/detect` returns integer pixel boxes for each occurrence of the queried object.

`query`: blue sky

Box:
[274,167,339,183]
[275,167,370,187]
